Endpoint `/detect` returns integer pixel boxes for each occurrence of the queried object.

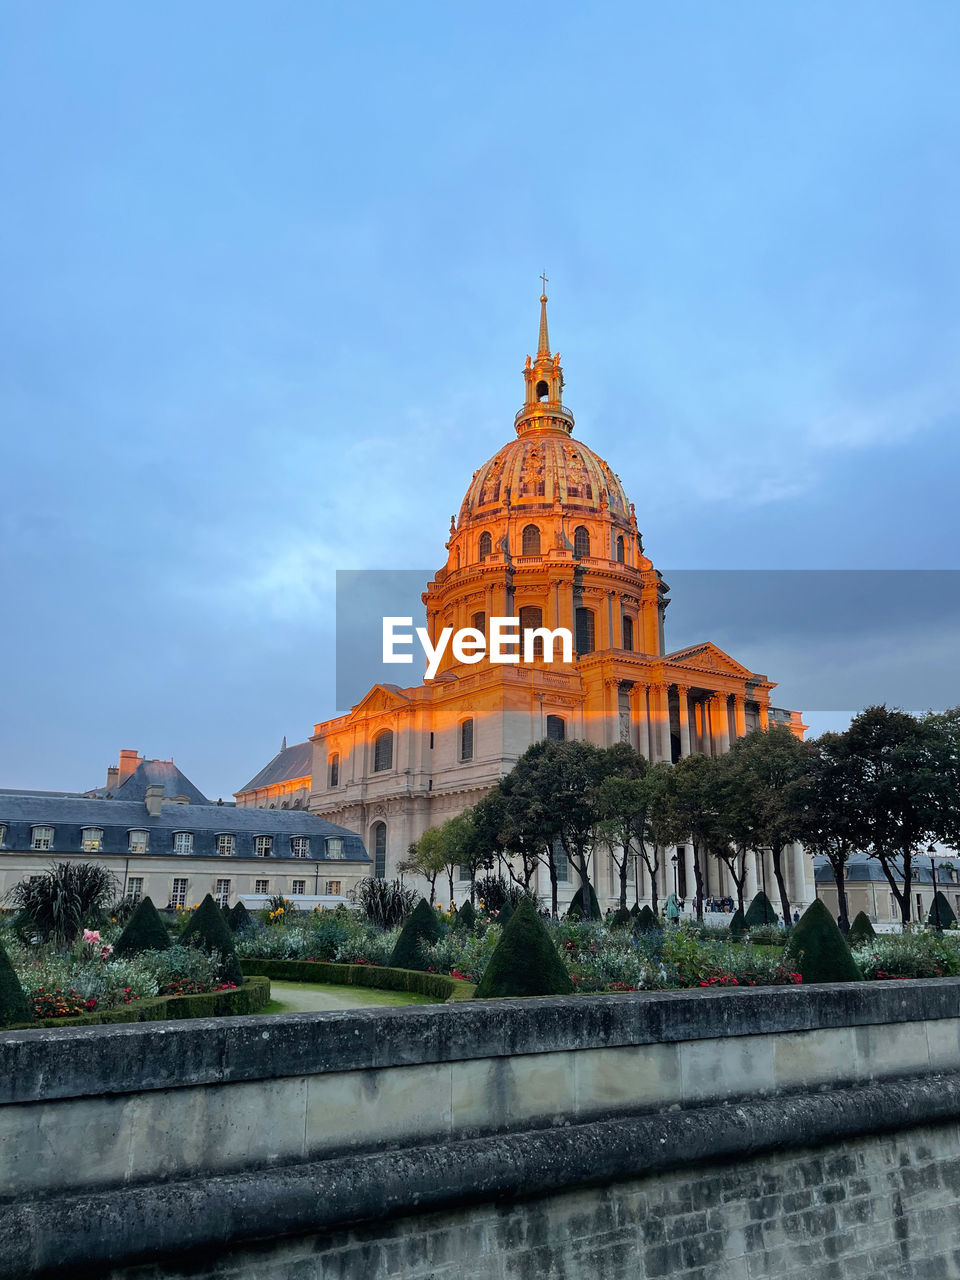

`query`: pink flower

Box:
[82,929,101,943]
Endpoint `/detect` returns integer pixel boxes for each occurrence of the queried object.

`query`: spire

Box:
[280,735,287,752]
[537,272,551,357]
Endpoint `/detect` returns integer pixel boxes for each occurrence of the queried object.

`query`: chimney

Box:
[145,784,165,817]
[118,749,142,784]
[106,766,119,792]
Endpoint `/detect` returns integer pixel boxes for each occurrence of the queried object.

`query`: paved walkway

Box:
[269,981,433,1012]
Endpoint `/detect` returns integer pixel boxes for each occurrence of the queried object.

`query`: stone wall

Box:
[3,982,960,1278]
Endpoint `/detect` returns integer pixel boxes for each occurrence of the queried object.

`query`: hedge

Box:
[240,958,476,1002]
[5,976,270,1030]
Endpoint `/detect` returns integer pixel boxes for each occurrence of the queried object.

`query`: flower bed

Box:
[6,976,271,1029]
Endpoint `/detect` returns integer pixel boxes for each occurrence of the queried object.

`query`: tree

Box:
[499,741,566,916]
[658,753,724,921]
[397,832,445,907]
[448,807,495,902]
[114,896,170,956]
[596,744,649,911]
[724,726,814,926]
[792,731,860,933]
[8,862,117,947]
[844,706,947,926]
[352,877,417,929]
[180,894,243,985]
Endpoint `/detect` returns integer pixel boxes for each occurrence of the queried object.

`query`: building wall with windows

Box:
[0,793,370,909]
[814,853,960,925]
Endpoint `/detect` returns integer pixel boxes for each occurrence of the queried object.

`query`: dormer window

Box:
[31,826,53,851]
[173,832,194,855]
[292,837,310,858]
[81,827,103,852]
[129,830,148,855]
[0,824,5,848]
[255,835,273,858]
[325,837,345,860]
[217,833,235,857]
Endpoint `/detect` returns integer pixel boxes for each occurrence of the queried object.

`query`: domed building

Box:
[236,292,809,912]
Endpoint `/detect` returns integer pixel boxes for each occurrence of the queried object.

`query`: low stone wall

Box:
[3,981,960,1277]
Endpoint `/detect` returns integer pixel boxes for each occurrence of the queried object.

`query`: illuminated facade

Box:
[237,294,809,911]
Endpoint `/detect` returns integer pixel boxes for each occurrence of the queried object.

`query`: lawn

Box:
[264,980,438,1014]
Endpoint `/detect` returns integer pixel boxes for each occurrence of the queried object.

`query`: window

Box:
[575,607,595,655]
[255,879,269,894]
[478,531,492,562]
[536,379,549,400]
[291,880,306,896]
[217,833,235,857]
[129,830,148,855]
[373,822,387,878]
[0,824,5,847]
[329,753,340,787]
[459,865,471,881]
[173,832,194,855]
[521,524,541,556]
[324,837,344,860]
[553,841,569,882]
[215,879,231,908]
[127,877,144,903]
[889,894,897,920]
[31,826,53,851]
[292,836,311,858]
[373,729,394,772]
[518,605,544,659]
[573,525,590,558]
[255,835,273,858]
[546,714,566,742]
[460,718,474,762]
[171,878,188,908]
[81,828,103,852]
[616,535,625,563]
[471,611,486,634]
[622,615,634,652]
[325,880,342,896]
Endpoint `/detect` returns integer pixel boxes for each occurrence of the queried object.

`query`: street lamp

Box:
[929,844,941,931]
[632,850,640,908]
[671,852,679,898]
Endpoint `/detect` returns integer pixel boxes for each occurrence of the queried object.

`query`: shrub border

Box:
[240,958,476,1002]
[5,976,270,1030]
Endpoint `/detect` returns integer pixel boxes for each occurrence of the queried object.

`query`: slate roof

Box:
[100,760,211,805]
[813,853,960,884]
[238,741,313,793]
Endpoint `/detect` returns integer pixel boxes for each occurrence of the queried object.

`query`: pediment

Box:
[664,642,759,681]
[348,683,412,721]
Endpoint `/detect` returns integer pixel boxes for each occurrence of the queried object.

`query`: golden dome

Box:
[459,430,631,523]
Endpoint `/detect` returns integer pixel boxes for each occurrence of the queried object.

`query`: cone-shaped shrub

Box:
[497,898,514,929]
[743,892,779,928]
[928,892,957,931]
[475,899,574,998]
[728,906,746,939]
[181,894,243,985]
[610,907,632,929]
[114,896,170,957]
[633,904,659,933]
[629,903,641,919]
[783,899,862,984]
[226,901,255,935]
[0,936,30,1026]
[454,899,476,931]
[566,882,602,920]
[846,911,877,946]
[389,898,444,970]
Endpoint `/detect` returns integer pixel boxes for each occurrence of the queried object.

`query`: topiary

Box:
[728,906,746,940]
[0,934,30,1026]
[633,904,659,933]
[629,903,641,919]
[226,901,255,935]
[454,899,476,931]
[847,911,877,946]
[610,907,632,929]
[181,894,243,985]
[928,892,957,931]
[566,882,602,921]
[113,896,171,957]
[783,899,862,984]
[389,898,444,970]
[496,898,513,929]
[743,892,779,929]
[475,898,574,998]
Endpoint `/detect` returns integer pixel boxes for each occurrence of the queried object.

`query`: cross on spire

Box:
[539,270,549,298]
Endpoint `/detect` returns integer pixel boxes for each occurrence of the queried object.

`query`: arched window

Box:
[329,752,340,787]
[546,715,566,742]
[616,535,625,563]
[575,607,595,655]
[373,729,393,772]
[518,605,543,659]
[622,615,634,652]
[478,531,492,562]
[536,380,549,401]
[521,524,541,556]
[460,718,474,761]
[471,611,486,634]
[573,526,590,559]
[372,822,387,878]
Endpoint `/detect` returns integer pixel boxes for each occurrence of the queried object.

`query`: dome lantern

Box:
[516,280,575,437]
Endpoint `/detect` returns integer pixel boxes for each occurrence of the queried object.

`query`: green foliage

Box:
[454,899,476,931]
[609,907,632,929]
[226,901,255,934]
[241,958,474,1001]
[353,878,417,929]
[114,897,170,957]
[475,899,574,998]
[389,897,444,970]
[496,898,513,929]
[783,899,862,984]
[728,906,746,939]
[846,911,877,946]
[853,930,960,980]
[180,894,243,985]
[474,875,529,913]
[634,904,659,933]
[8,862,118,946]
[566,882,601,920]
[743,892,779,928]
[928,892,957,930]
[0,934,30,1025]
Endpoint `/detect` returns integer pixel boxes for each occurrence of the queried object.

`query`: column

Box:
[651,683,669,762]
[759,701,770,731]
[733,693,746,739]
[683,844,696,903]
[745,851,759,900]
[676,685,691,757]
[713,694,730,754]
[632,682,651,759]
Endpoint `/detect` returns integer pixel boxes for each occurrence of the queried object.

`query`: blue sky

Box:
[2,1,959,798]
